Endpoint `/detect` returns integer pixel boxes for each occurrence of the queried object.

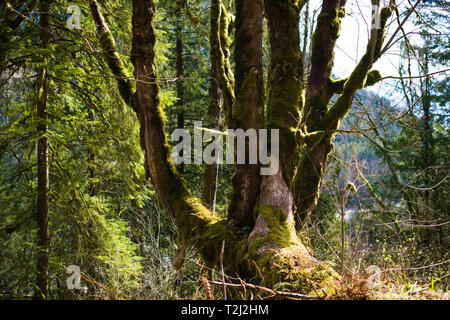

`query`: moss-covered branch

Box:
[176,0,200,25]
[89,0,135,107]
[227,0,264,228]
[217,0,235,128]
[325,4,395,129]
[127,0,257,273]
[329,70,382,94]
[264,0,305,181]
[292,128,325,150]
[291,1,348,228]
[292,3,395,228]
[88,0,240,270]
[303,0,346,131]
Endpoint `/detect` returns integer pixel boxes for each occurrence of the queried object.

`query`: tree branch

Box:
[211,0,234,128]
[89,0,135,107]
[303,0,346,129]
[329,70,382,94]
[325,3,395,129]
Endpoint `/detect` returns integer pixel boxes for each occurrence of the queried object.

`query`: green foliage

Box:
[0,0,146,299]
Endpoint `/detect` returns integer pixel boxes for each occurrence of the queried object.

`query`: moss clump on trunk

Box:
[245,205,339,296]
[265,0,304,182]
[98,30,135,106]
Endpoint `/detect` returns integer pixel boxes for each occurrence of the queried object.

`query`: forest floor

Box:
[332,275,449,300]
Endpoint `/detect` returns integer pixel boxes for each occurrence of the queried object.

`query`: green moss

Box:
[245,206,340,295]
[99,30,136,106]
[325,3,394,129]
[293,136,333,228]
[213,1,234,127]
[329,69,381,94]
[261,206,298,246]
[177,0,200,25]
[310,6,345,70]
[232,67,258,125]
[267,247,340,296]
[293,129,326,150]
[366,70,382,86]
[245,206,299,273]
[345,181,357,194]
[265,0,304,181]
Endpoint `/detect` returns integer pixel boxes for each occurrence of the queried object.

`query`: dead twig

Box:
[205,279,321,300]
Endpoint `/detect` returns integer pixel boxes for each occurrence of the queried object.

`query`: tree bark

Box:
[227,0,264,229]
[294,0,347,227]
[293,1,392,228]
[240,0,339,293]
[202,0,222,210]
[128,0,234,270]
[91,0,339,295]
[35,0,50,300]
[89,0,397,296]
[176,16,185,174]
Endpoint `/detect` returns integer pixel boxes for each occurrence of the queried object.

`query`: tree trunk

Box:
[35,0,50,300]
[176,17,185,174]
[420,47,434,203]
[90,0,396,297]
[294,0,346,227]
[242,0,339,293]
[227,0,264,229]
[202,0,222,210]
[293,0,392,228]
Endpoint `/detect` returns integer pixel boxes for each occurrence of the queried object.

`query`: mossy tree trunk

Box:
[293,0,393,228]
[176,15,185,174]
[293,0,347,227]
[90,0,396,296]
[227,0,265,229]
[35,0,50,300]
[202,0,222,210]
[244,0,340,293]
[202,0,235,211]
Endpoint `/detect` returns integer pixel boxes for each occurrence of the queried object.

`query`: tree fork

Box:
[108,0,244,271]
[92,0,340,296]
[241,0,340,295]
